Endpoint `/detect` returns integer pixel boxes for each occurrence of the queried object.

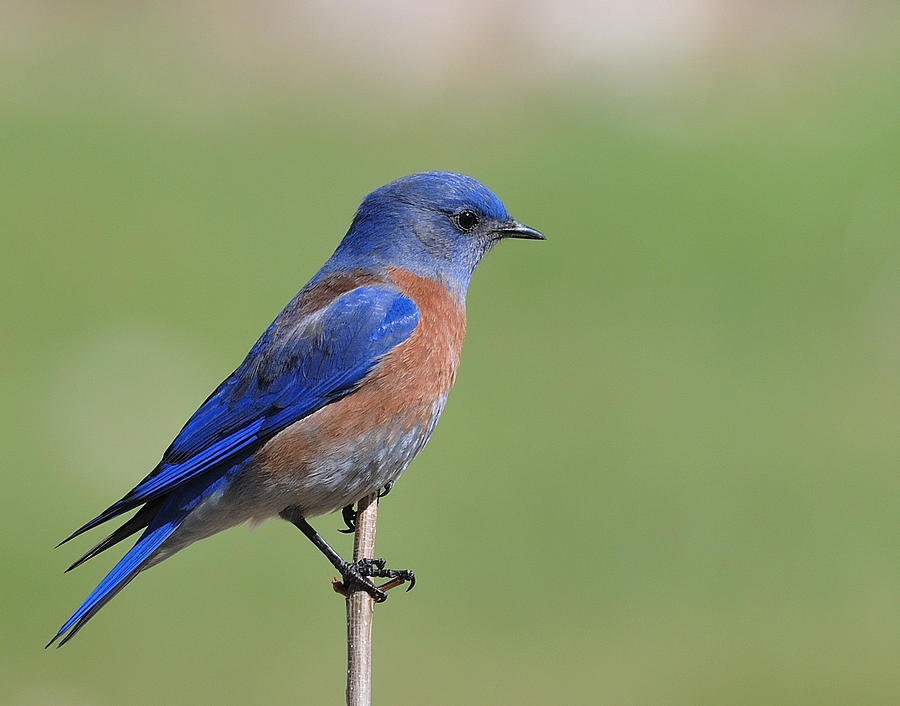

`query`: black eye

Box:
[455,210,479,232]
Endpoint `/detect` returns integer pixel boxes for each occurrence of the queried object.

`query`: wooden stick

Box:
[345,492,379,706]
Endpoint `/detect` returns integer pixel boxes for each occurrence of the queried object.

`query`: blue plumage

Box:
[49,287,419,646]
[59,286,418,547]
[52,519,181,646]
[51,172,542,646]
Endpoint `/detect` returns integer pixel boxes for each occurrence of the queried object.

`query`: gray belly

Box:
[276,421,433,517]
[267,390,449,517]
[161,399,445,558]
[147,385,450,569]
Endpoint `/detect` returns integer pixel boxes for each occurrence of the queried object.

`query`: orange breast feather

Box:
[257,268,466,485]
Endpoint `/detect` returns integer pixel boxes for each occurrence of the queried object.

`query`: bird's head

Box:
[327,172,544,297]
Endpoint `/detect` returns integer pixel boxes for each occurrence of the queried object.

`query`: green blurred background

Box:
[3,2,899,704]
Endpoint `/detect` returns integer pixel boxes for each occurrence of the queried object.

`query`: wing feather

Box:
[59,285,419,545]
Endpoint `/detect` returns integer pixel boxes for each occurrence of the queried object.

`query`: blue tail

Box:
[48,517,182,647]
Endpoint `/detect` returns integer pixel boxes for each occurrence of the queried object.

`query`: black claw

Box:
[338,504,356,534]
[357,557,386,571]
[339,559,388,601]
[356,558,415,591]
[343,485,391,533]
[339,557,415,600]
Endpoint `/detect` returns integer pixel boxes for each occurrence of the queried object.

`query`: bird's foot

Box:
[338,484,394,534]
[355,557,415,592]
[338,504,357,534]
[333,558,416,601]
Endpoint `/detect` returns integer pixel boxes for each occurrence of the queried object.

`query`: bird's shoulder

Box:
[369,267,467,393]
[268,267,395,338]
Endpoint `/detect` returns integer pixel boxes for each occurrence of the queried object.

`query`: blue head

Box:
[321,172,544,297]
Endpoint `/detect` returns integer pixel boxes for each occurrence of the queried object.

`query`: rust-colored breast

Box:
[370,267,467,415]
[256,268,466,510]
[299,267,466,435]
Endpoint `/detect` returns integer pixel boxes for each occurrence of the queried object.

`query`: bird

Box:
[49,171,544,646]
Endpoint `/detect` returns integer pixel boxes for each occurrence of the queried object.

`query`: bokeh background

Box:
[3,2,899,704]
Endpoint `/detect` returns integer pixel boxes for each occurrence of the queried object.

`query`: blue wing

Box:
[60,285,420,544]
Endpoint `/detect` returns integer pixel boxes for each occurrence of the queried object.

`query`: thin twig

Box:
[345,492,379,706]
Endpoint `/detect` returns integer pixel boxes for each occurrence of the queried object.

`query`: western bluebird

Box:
[49,171,543,646]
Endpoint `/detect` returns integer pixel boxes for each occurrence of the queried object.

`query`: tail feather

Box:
[48,517,182,647]
[56,498,137,548]
[64,503,160,573]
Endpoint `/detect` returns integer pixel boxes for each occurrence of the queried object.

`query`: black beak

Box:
[494,220,546,241]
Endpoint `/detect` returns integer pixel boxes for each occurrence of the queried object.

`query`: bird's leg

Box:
[378,481,394,498]
[280,507,384,600]
[338,504,357,534]
[279,507,415,600]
